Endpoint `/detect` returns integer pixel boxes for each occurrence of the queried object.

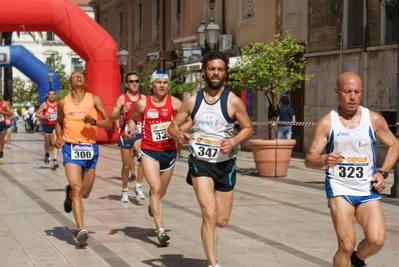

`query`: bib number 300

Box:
[71,144,94,160]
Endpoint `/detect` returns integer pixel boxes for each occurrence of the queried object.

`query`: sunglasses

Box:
[128,79,139,84]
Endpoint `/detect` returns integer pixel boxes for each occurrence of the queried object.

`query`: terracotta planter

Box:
[249,139,297,177]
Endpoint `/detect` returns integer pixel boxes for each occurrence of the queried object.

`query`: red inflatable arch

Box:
[0,0,120,143]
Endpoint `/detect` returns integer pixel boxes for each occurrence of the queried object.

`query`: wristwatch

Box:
[377,170,388,179]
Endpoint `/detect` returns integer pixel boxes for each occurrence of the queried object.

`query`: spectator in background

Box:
[26,105,35,132]
[276,95,296,139]
[12,108,19,133]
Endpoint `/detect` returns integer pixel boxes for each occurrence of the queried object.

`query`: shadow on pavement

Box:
[142,254,206,267]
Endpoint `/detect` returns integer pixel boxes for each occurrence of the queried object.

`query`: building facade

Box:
[305,0,397,164]
[89,0,311,151]
[3,0,394,158]
[86,0,397,160]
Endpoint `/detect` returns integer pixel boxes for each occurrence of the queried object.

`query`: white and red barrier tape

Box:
[248,121,399,128]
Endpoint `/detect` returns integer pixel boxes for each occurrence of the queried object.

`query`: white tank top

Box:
[188,89,236,163]
[325,106,376,197]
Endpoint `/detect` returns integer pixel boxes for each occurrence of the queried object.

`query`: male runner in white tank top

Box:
[305,72,399,267]
[168,50,253,267]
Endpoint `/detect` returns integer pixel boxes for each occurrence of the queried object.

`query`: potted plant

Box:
[229,30,314,177]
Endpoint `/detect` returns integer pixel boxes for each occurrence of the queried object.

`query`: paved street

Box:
[0,126,398,267]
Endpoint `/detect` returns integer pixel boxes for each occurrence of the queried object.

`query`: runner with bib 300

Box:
[54,72,112,247]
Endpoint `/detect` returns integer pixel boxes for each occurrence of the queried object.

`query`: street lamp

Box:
[196,18,220,55]
[47,71,54,90]
[116,47,129,87]
[196,21,206,48]
[74,60,84,73]
[380,0,399,197]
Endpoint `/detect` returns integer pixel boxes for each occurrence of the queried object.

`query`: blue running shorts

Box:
[341,192,381,205]
[118,134,142,149]
[43,124,55,134]
[62,142,99,169]
[140,148,176,171]
[0,122,7,132]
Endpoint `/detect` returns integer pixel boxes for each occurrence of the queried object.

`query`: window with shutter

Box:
[386,16,399,44]
[347,0,363,48]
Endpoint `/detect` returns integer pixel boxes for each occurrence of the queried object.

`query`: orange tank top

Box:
[63,93,98,144]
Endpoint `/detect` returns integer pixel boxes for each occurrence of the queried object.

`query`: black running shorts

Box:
[186,155,236,192]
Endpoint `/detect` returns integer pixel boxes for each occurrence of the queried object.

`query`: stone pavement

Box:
[0,128,398,267]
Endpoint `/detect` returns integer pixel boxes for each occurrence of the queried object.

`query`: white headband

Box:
[150,71,169,83]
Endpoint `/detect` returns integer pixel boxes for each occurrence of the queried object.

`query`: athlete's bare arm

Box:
[109,95,126,122]
[124,98,146,139]
[227,93,253,147]
[304,114,340,169]
[168,94,196,142]
[90,94,112,130]
[54,98,65,149]
[35,103,47,119]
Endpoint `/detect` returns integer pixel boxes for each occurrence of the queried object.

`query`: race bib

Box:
[151,122,170,142]
[147,110,159,119]
[71,144,94,160]
[333,155,368,179]
[192,137,221,159]
[5,118,11,124]
[48,112,57,121]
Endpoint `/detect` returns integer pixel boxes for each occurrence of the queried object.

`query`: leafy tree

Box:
[47,52,71,101]
[26,82,39,106]
[136,50,200,97]
[47,52,69,91]
[166,50,200,97]
[23,52,71,104]
[229,30,314,120]
[12,77,29,105]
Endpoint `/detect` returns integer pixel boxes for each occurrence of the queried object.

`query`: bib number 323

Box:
[71,144,94,160]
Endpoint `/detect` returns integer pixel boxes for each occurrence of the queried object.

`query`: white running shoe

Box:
[121,190,129,203]
[134,185,145,199]
[76,229,89,247]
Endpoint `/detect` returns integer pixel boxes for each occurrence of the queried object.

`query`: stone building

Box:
[89,0,311,152]
[305,0,398,164]
[2,0,395,160]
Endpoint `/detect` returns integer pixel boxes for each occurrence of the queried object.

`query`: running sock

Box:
[122,188,128,191]
[351,251,365,267]
[136,183,141,187]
